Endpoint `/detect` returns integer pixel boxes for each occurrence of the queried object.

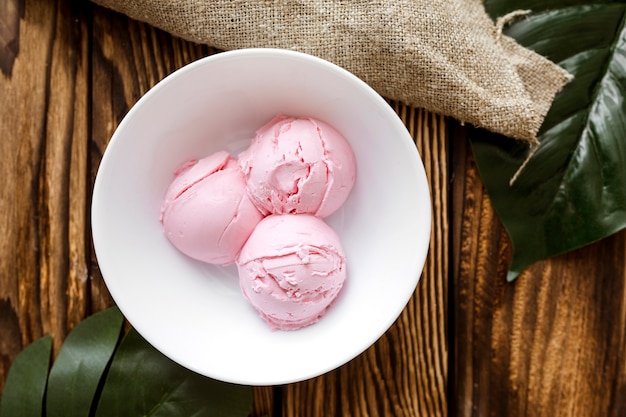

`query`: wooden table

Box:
[1,1,625,416]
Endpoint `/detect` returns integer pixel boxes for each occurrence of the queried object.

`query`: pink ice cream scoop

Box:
[236,214,347,331]
[160,150,264,265]
[238,114,356,218]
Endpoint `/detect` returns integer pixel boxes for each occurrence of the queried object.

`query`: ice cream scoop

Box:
[160,150,264,265]
[238,114,356,218]
[237,214,347,331]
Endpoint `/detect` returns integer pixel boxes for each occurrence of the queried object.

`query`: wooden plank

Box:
[281,105,449,417]
[0,0,90,393]
[451,125,626,416]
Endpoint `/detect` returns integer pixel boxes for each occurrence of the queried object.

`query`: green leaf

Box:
[0,335,52,417]
[45,307,124,417]
[483,0,621,20]
[94,328,253,417]
[470,1,626,280]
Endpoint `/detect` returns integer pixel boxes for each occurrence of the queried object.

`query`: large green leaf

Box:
[0,335,52,417]
[470,0,626,280]
[484,0,617,20]
[94,328,252,417]
[46,307,124,417]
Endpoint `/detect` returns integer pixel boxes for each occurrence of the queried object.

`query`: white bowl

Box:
[92,49,431,385]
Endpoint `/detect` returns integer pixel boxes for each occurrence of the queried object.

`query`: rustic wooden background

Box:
[1,1,625,416]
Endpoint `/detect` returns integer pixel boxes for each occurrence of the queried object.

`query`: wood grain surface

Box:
[1,1,625,416]
[450,125,626,417]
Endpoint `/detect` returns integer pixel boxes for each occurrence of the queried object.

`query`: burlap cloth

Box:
[91,0,572,143]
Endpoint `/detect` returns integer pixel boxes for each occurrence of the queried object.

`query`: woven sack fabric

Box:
[91,0,572,142]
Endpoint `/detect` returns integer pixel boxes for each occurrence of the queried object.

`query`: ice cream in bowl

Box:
[91,49,431,385]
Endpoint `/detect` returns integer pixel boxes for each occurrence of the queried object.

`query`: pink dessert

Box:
[239,114,356,218]
[160,150,264,265]
[237,214,347,331]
